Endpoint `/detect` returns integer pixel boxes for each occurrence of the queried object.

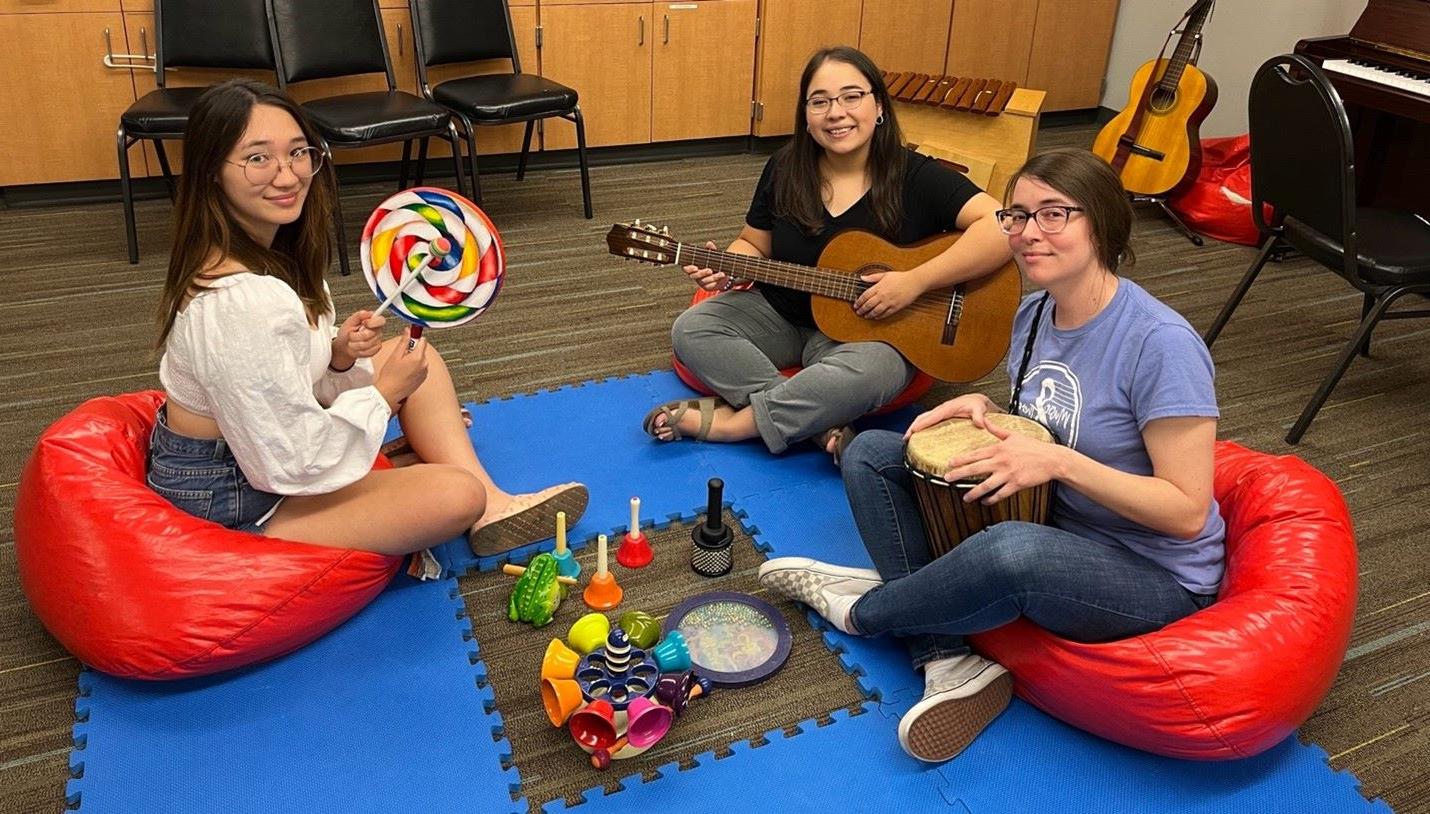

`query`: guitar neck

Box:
[1158,1,1214,90]
[680,243,864,302]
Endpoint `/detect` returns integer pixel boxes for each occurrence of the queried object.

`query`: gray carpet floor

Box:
[1,124,1426,812]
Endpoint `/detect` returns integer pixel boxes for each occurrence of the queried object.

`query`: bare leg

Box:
[264,464,485,556]
[372,336,589,555]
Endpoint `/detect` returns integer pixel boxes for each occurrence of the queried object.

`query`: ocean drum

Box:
[903,414,1054,558]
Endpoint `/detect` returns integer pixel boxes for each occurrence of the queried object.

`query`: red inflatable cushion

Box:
[970,440,1356,759]
[1168,135,1261,246]
[15,391,403,680]
[673,287,935,415]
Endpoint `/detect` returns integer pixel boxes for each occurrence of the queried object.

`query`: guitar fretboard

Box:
[681,244,869,302]
[1157,1,1213,92]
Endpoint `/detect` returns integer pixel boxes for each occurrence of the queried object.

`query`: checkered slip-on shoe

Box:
[757,557,883,634]
[898,654,1012,763]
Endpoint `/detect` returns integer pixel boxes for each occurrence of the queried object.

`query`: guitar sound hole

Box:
[1148,87,1178,113]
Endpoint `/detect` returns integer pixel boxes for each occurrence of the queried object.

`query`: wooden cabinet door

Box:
[858,0,952,76]
[1026,0,1119,111]
[945,0,1036,84]
[0,12,142,184]
[541,2,652,149]
[652,0,756,142]
[751,0,861,137]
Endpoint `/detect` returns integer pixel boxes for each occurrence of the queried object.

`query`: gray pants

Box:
[671,290,915,453]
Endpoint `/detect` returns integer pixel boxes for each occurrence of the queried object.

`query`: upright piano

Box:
[1296,0,1430,211]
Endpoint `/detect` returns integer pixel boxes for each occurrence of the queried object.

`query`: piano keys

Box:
[1296,0,1430,211]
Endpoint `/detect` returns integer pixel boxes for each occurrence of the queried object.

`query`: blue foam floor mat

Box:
[69,371,1390,813]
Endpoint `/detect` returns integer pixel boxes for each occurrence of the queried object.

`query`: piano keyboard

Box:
[1323,59,1430,99]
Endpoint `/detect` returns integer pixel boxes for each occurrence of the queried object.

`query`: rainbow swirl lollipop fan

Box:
[360,187,505,341]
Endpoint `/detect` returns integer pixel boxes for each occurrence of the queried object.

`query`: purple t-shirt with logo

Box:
[1007,279,1225,594]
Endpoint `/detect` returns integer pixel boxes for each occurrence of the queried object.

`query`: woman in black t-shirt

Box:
[643,46,1011,460]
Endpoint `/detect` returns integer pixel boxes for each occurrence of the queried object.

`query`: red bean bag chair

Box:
[1168,135,1261,246]
[970,440,1355,759]
[673,287,934,415]
[14,391,403,680]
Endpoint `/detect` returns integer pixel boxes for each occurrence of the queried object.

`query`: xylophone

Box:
[880,70,1046,199]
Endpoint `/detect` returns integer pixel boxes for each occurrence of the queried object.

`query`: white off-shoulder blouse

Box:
[159,272,391,496]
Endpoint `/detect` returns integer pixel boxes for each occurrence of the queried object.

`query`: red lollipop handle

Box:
[406,325,424,352]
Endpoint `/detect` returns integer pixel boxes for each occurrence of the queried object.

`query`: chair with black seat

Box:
[117,0,274,264]
[1203,54,1430,444]
[408,0,592,219]
[266,0,468,275]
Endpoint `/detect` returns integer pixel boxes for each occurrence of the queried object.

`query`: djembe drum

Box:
[904,414,1054,558]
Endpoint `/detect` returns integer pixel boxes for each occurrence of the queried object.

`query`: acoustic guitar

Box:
[1093,0,1218,198]
[606,222,1021,383]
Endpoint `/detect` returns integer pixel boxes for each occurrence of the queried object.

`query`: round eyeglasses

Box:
[996,205,1085,235]
[227,146,324,185]
[805,89,872,116]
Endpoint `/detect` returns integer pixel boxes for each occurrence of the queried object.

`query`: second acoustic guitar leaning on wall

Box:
[1093,0,1219,199]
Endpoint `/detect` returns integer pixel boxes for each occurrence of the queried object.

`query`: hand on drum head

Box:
[943,419,1067,505]
[904,393,1001,440]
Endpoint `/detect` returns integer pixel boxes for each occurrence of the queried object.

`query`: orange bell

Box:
[584,534,623,610]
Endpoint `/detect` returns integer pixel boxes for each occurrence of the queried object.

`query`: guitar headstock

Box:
[606,221,679,266]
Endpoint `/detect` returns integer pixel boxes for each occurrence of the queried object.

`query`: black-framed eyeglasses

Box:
[996,205,1085,235]
[805,89,872,116]
[226,146,324,185]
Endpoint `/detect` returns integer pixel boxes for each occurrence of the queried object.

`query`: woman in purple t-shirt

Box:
[759,148,1224,764]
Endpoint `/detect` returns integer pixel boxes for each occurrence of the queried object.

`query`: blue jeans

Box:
[841,430,1214,667]
[147,404,283,533]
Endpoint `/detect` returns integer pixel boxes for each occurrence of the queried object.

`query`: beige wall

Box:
[1100,0,1364,137]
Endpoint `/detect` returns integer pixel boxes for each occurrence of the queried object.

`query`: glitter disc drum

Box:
[359,186,505,328]
[665,592,791,688]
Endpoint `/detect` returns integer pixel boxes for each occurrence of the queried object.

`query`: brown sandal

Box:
[641,397,723,442]
[818,425,857,468]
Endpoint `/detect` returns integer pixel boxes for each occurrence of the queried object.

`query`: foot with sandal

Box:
[642,396,856,465]
[381,407,590,557]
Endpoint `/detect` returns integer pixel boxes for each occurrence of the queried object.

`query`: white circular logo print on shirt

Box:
[1021,361,1082,448]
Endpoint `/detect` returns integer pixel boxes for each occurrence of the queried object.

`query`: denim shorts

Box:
[147,405,284,533]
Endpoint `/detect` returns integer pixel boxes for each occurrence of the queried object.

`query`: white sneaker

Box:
[897,654,1012,763]
[757,557,882,634]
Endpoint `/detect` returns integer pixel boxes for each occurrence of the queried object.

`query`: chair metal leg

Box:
[573,108,593,219]
[1286,290,1400,444]
[1359,293,1375,357]
[398,140,412,191]
[324,142,351,276]
[153,141,177,202]
[1204,235,1278,347]
[517,122,535,180]
[117,127,139,264]
[460,116,482,204]
[415,137,430,188]
[445,125,467,199]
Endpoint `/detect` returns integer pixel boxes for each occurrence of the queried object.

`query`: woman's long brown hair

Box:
[156,78,336,347]
[773,46,906,237]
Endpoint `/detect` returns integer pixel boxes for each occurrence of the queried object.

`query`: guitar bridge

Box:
[941,287,965,345]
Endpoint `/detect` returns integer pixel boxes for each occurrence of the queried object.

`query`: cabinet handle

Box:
[638,16,644,45]
[397,23,404,57]
[101,26,155,72]
[663,14,669,44]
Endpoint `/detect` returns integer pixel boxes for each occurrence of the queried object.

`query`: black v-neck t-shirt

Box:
[743,148,982,327]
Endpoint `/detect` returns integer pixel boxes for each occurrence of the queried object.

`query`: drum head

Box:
[905,414,1053,477]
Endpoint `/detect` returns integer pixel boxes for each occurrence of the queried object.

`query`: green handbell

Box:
[508,553,563,627]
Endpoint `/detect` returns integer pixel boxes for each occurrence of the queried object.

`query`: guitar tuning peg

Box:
[660,225,670,235]
[633,218,643,227]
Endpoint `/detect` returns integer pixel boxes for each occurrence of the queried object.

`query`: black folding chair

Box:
[408,0,592,218]
[1203,54,1430,443]
[267,0,468,274]
[117,0,274,263]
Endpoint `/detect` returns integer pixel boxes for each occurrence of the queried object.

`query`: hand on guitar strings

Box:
[943,420,1067,505]
[683,241,733,292]
[855,270,923,319]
